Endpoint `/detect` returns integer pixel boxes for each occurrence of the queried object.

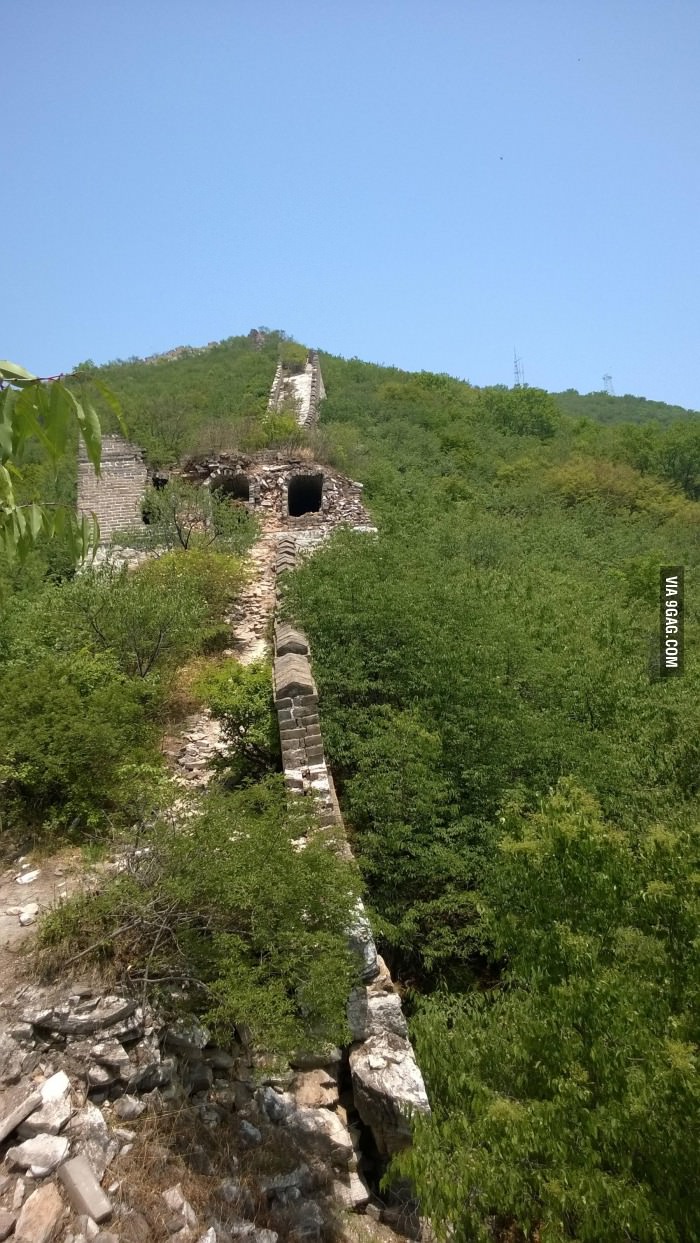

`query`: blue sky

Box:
[3,2,700,407]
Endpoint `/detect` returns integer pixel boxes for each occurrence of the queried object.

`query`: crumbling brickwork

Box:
[184,451,374,535]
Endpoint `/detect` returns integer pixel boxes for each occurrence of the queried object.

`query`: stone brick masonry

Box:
[77,435,148,541]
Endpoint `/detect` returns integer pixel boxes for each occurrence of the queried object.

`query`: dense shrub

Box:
[196,659,280,784]
[0,651,162,834]
[123,478,258,554]
[38,779,361,1056]
[396,784,700,1243]
[63,550,245,678]
[279,341,308,374]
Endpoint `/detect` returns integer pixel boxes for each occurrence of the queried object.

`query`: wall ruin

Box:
[77,435,148,541]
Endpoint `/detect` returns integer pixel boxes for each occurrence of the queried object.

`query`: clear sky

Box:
[3,2,700,407]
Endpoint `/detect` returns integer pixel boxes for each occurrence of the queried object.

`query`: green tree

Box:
[133,477,257,554]
[395,784,700,1243]
[64,552,238,679]
[198,659,281,783]
[0,649,162,834]
[0,360,112,560]
[39,779,362,1056]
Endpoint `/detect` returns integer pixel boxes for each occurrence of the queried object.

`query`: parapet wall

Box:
[268,350,325,427]
[77,435,148,541]
[272,535,430,1159]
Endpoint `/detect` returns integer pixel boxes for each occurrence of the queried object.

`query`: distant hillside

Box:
[85,331,283,467]
[554,387,700,426]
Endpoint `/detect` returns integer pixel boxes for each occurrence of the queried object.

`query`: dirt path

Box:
[0,843,99,1000]
[167,519,280,787]
[225,525,280,665]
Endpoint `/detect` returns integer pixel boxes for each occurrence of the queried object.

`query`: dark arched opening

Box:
[214,473,250,503]
[288,473,323,517]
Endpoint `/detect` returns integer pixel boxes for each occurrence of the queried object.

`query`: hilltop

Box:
[554,386,700,425]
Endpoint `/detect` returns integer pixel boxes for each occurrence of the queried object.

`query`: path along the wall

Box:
[78,348,430,1191]
[268,350,326,427]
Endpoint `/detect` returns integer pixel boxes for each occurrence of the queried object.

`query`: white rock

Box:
[15,870,40,885]
[19,903,40,926]
[66,1103,118,1180]
[350,1032,430,1157]
[287,1106,355,1167]
[18,1071,72,1137]
[14,1182,64,1243]
[333,1170,371,1210]
[42,1071,72,1102]
[347,989,408,1041]
[162,1184,197,1227]
[6,1133,70,1177]
[112,1096,145,1121]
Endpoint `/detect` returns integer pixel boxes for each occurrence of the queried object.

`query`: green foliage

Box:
[196,659,280,784]
[283,513,700,980]
[241,409,308,452]
[478,385,562,438]
[87,333,282,466]
[555,387,700,427]
[395,784,700,1243]
[38,779,362,1056]
[121,477,257,554]
[0,649,162,834]
[279,340,308,374]
[0,360,113,562]
[612,419,700,501]
[276,347,700,1237]
[63,554,235,678]
[0,547,245,833]
[545,453,694,520]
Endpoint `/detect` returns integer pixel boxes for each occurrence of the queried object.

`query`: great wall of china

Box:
[69,350,432,1226]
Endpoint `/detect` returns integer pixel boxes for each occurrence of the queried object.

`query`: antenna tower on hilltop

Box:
[513,348,525,388]
[603,373,615,396]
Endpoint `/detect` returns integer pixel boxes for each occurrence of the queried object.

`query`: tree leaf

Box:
[91,376,129,436]
[44,381,74,461]
[69,391,102,473]
[0,360,37,385]
[0,464,15,507]
[28,502,44,541]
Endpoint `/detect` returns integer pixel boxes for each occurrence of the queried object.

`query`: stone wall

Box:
[272,536,430,1161]
[267,352,325,427]
[77,435,148,541]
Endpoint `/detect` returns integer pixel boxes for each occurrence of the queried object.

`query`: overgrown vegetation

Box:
[195,659,281,785]
[132,477,259,553]
[278,354,700,1240]
[0,543,248,834]
[5,332,699,1239]
[83,331,304,466]
[555,386,700,427]
[38,779,361,1056]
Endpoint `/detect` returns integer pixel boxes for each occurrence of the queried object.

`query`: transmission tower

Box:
[513,348,525,388]
[603,373,615,396]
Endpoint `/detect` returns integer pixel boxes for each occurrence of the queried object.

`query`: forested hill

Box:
[5,331,700,1241]
[555,386,700,425]
[281,349,700,1242]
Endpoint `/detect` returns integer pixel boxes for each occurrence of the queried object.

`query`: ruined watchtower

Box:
[77,434,148,540]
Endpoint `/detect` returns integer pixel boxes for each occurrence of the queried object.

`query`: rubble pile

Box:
[0,976,428,1243]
